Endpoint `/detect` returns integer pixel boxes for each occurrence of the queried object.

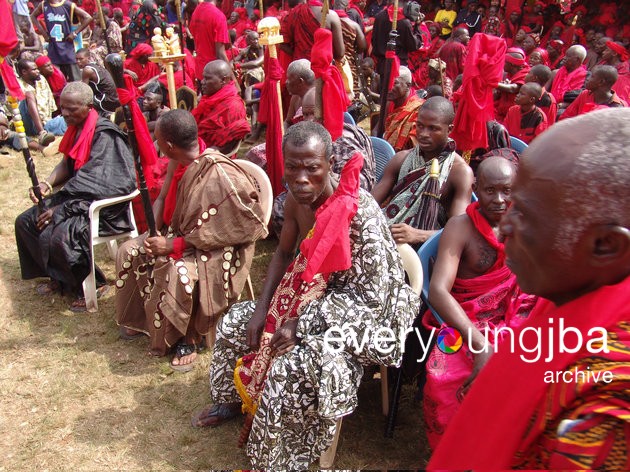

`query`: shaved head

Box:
[477,156,516,185]
[204,59,232,79]
[420,96,455,124]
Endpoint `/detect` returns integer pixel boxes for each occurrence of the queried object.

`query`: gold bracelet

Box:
[42,180,53,195]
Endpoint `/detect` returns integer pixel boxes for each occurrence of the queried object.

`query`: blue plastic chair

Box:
[343,111,356,126]
[417,229,445,325]
[509,136,528,153]
[471,192,478,203]
[370,136,396,182]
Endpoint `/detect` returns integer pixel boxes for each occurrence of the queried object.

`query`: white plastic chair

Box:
[320,243,423,468]
[82,189,140,312]
[232,159,273,299]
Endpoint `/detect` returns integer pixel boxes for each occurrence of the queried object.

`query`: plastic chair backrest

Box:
[370,136,396,182]
[232,159,273,224]
[417,229,445,325]
[509,136,528,153]
[397,243,423,296]
[343,111,356,126]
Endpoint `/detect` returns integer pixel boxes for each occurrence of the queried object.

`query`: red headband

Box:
[35,55,51,67]
[606,41,630,61]
[505,47,526,66]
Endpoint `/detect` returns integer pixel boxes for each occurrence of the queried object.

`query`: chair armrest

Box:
[88,189,140,237]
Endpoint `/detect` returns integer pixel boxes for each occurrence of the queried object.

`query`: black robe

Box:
[15,118,137,294]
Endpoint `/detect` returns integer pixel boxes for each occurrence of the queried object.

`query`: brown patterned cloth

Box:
[114,151,269,355]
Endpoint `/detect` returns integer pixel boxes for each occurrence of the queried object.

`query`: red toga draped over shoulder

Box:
[191,82,251,149]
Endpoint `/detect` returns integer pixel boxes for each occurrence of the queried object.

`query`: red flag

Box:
[310,28,350,141]
[257,49,285,196]
[451,33,506,151]
[0,0,25,101]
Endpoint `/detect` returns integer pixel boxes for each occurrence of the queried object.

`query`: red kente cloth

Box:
[59,109,99,170]
[189,2,229,81]
[257,50,285,196]
[118,74,158,179]
[494,65,530,124]
[191,82,250,149]
[452,33,506,151]
[280,3,319,61]
[429,275,630,469]
[310,28,350,141]
[300,152,362,282]
[124,56,160,87]
[550,64,587,102]
[438,39,468,81]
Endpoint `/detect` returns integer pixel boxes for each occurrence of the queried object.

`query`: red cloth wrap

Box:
[0,0,17,57]
[451,33,506,151]
[466,201,504,271]
[606,41,630,62]
[299,152,363,282]
[168,236,186,259]
[257,49,285,196]
[0,60,24,101]
[386,50,400,91]
[116,75,157,188]
[47,66,67,94]
[310,28,350,141]
[429,275,630,469]
[59,109,99,170]
[35,56,50,67]
[129,42,153,58]
[0,0,24,101]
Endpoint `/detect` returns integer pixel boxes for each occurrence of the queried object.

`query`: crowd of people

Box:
[2,0,629,468]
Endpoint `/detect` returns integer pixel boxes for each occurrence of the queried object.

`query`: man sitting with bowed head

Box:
[429,108,630,469]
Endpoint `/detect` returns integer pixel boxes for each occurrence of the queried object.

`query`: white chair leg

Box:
[246,275,255,300]
[380,365,389,416]
[319,417,343,469]
[106,239,119,259]
[83,246,99,312]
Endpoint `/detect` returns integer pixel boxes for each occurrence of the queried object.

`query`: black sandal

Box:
[170,342,198,372]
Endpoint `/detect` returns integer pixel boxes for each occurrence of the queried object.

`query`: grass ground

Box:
[0,143,428,470]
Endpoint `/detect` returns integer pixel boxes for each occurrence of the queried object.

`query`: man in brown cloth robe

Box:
[114,109,268,370]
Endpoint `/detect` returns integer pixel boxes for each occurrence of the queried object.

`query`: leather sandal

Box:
[191,403,241,428]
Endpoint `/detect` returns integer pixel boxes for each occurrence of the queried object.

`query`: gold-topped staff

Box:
[149,28,185,109]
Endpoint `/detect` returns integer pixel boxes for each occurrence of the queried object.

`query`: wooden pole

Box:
[94,0,112,54]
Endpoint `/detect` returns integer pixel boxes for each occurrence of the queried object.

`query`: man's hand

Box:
[390,223,426,245]
[65,31,76,43]
[125,70,139,81]
[245,307,266,350]
[269,319,299,356]
[144,235,173,256]
[460,345,494,399]
[29,182,51,203]
[36,207,57,231]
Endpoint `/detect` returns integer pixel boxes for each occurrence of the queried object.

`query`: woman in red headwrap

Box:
[124,42,160,88]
